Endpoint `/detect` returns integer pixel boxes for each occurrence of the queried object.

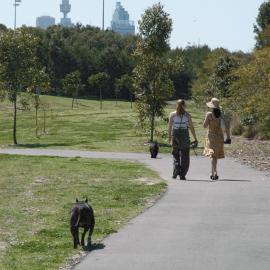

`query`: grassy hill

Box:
[0,96,206,153]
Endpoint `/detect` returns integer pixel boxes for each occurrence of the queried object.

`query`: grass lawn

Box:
[0,154,166,270]
[0,96,206,153]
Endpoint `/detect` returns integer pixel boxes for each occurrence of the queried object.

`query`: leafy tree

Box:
[254,1,270,48]
[168,45,211,98]
[27,68,50,137]
[228,48,270,138]
[115,74,134,108]
[133,3,174,142]
[209,56,239,99]
[0,24,7,32]
[62,70,83,109]
[88,72,110,110]
[0,28,45,144]
[191,49,245,104]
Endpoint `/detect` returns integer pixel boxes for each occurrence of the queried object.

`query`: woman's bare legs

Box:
[211,157,218,178]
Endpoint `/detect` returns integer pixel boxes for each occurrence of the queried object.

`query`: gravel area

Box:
[227,137,270,173]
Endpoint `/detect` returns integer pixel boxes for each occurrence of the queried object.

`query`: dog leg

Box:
[81,228,88,246]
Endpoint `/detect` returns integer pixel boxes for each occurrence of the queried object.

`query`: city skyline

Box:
[0,0,264,52]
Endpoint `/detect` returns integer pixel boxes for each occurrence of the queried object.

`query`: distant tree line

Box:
[0,23,212,102]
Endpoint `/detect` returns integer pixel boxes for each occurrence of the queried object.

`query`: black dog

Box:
[70,198,95,249]
[149,141,159,158]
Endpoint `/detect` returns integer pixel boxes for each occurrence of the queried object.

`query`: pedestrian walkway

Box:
[0,148,269,270]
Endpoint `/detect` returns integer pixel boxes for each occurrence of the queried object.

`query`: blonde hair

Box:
[176,99,186,115]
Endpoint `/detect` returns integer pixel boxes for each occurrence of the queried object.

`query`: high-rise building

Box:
[111,2,135,36]
[36,16,55,29]
[60,0,73,27]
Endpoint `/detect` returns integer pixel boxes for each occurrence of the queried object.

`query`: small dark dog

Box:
[149,141,159,158]
[70,198,95,249]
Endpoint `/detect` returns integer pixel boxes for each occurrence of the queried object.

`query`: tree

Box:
[62,70,83,109]
[27,68,50,137]
[0,24,7,32]
[133,3,174,142]
[115,74,134,108]
[0,28,44,144]
[228,48,270,138]
[254,1,270,48]
[209,55,239,99]
[191,49,245,104]
[88,72,110,110]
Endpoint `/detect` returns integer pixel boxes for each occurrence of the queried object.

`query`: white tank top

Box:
[172,112,189,130]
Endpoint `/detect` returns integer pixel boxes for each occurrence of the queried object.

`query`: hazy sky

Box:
[0,0,264,52]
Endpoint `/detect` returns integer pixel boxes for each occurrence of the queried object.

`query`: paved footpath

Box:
[1,149,270,270]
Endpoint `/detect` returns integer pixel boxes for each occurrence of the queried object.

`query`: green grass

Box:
[0,154,166,270]
[0,96,206,153]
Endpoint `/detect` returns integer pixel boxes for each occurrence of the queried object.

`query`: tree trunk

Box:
[35,105,38,138]
[130,93,133,109]
[100,87,103,110]
[13,96,18,145]
[43,109,46,134]
[150,112,155,142]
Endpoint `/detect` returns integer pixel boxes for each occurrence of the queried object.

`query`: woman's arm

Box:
[168,113,173,144]
[188,114,198,141]
[203,112,211,128]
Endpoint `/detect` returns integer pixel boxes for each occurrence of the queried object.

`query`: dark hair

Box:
[213,108,221,118]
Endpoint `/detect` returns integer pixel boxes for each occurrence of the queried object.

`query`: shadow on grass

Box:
[83,243,106,252]
[158,143,171,148]
[14,143,71,148]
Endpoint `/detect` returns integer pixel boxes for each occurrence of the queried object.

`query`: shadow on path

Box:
[83,243,106,252]
[14,143,71,148]
[186,179,252,182]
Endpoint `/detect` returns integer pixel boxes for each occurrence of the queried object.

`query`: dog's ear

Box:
[76,198,79,203]
[85,198,88,203]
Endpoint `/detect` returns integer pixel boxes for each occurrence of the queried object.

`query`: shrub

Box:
[243,125,257,139]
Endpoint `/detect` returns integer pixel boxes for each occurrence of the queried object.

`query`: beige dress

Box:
[204,114,225,159]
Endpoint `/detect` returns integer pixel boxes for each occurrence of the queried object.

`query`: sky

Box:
[0,0,264,52]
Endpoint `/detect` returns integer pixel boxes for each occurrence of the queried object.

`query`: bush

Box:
[232,123,244,136]
[243,125,257,139]
[258,116,270,139]
[231,114,244,136]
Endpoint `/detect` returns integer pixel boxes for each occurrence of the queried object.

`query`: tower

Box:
[60,0,73,27]
[111,2,135,36]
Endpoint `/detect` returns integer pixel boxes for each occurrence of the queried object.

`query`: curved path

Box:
[0,149,270,270]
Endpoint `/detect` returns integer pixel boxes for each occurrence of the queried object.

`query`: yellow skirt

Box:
[204,132,225,159]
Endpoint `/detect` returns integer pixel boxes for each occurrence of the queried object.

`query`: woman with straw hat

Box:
[203,98,225,180]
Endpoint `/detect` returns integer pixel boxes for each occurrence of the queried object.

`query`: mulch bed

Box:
[227,137,270,174]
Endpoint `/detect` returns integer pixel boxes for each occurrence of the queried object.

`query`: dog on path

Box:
[150,141,159,158]
[70,198,95,249]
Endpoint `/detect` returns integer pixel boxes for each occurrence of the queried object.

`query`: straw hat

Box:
[206,98,220,109]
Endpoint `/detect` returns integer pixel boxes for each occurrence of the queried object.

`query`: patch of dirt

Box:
[59,251,87,270]
[0,231,12,253]
[32,176,50,186]
[22,207,40,214]
[0,241,8,252]
[133,177,162,186]
[227,137,270,173]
